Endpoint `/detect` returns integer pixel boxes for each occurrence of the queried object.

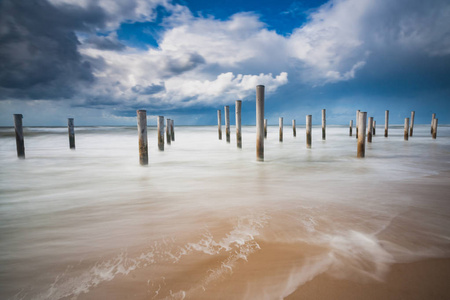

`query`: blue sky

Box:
[0,0,449,126]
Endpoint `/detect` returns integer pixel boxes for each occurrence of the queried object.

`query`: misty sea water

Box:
[0,124,449,299]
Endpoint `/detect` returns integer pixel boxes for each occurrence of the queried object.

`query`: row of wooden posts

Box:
[11,85,440,164]
[217,85,440,161]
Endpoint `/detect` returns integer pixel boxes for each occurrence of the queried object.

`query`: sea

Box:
[1,124,449,299]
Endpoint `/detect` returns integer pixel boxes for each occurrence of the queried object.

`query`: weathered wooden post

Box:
[409,111,415,137]
[357,112,367,158]
[306,115,312,149]
[432,118,438,139]
[14,114,25,158]
[236,100,242,148]
[431,113,436,135]
[157,116,164,151]
[356,110,360,139]
[264,119,268,139]
[385,110,389,137]
[256,85,265,161]
[322,109,326,140]
[217,110,222,140]
[279,117,283,142]
[171,119,175,142]
[367,117,373,143]
[166,118,171,145]
[404,118,409,141]
[225,105,230,143]
[137,110,148,165]
[349,120,353,136]
[292,120,296,137]
[373,120,376,135]
[68,118,75,150]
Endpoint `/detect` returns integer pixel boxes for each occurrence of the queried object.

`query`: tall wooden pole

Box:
[349,120,353,136]
[357,112,367,158]
[409,111,415,137]
[157,116,164,151]
[432,118,438,139]
[279,117,283,142]
[225,105,230,143]
[431,113,436,135]
[14,114,25,159]
[236,100,242,148]
[367,117,373,143]
[264,119,268,139]
[68,118,75,150]
[217,110,222,140]
[404,118,409,141]
[292,120,296,137]
[137,110,148,165]
[306,115,312,149]
[322,109,326,140]
[256,85,265,161]
[166,118,171,145]
[385,110,389,137]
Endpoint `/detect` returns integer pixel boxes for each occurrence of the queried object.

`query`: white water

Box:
[1,124,449,299]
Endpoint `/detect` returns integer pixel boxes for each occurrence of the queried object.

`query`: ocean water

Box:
[0,124,449,299]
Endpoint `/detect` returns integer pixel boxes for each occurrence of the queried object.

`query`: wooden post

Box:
[367,117,373,143]
[322,109,326,140]
[292,120,296,137]
[137,110,148,165]
[256,85,264,161]
[373,120,376,135]
[357,112,367,158]
[166,118,171,145]
[236,100,242,148]
[431,113,436,135]
[356,110,360,139]
[264,119,268,139]
[404,118,409,141]
[13,114,25,158]
[409,111,415,137]
[68,118,75,150]
[306,115,312,149]
[217,110,222,140]
[349,120,353,136]
[279,117,283,142]
[432,118,438,139]
[157,116,164,151]
[385,110,389,137]
[225,105,230,143]
[171,119,175,141]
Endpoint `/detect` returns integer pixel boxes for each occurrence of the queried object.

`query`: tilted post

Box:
[404,118,409,141]
[357,112,367,158]
[137,110,148,165]
[236,100,242,148]
[14,114,25,158]
[68,118,75,150]
[256,85,265,161]
[431,113,436,135]
[432,118,438,139]
[409,111,415,137]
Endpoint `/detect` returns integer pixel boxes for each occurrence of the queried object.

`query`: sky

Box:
[0,0,449,126]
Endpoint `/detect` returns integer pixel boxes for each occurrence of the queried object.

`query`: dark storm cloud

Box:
[162,52,206,76]
[0,0,108,100]
[83,35,126,51]
[132,82,166,95]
